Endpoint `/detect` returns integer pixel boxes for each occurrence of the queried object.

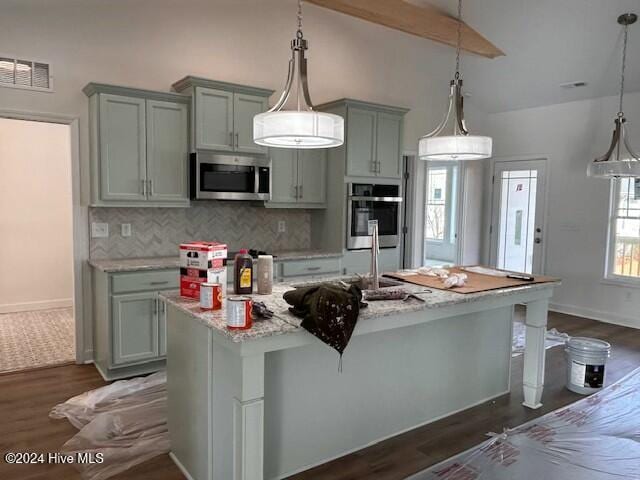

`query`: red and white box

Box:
[179,242,228,299]
[179,241,227,270]
[180,268,227,299]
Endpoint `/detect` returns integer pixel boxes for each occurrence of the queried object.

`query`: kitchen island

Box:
[162,278,558,480]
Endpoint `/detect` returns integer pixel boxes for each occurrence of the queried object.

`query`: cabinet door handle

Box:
[235,132,239,148]
[141,179,147,196]
[149,281,169,286]
[148,179,153,196]
[299,184,303,199]
[153,298,158,315]
[229,132,234,147]
[294,185,298,199]
[306,266,321,271]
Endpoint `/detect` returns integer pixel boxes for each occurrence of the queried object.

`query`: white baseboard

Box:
[0,298,73,314]
[549,302,639,329]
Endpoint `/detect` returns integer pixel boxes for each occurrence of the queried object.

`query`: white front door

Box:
[490,159,547,274]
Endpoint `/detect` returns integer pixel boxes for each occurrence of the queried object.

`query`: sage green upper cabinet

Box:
[270,149,298,203]
[298,149,326,204]
[98,94,147,201]
[234,93,269,154]
[146,100,189,202]
[317,99,409,179]
[347,107,377,177]
[172,76,273,155]
[194,88,234,151]
[376,111,403,178]
[84,83,190,207]
[266,148,327,208]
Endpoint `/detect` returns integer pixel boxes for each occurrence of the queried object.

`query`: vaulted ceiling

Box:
[406,0,640,113]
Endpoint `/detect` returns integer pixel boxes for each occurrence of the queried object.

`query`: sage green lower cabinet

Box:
[266,148,327,208]
[92,267,178,381]
[112,292,160,365]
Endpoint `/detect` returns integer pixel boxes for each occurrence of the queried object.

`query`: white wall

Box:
[0,118,73,313]
[0,0,490,358]
[482,92,640,327]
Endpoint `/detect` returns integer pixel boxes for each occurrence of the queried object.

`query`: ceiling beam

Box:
[304,0,504,59]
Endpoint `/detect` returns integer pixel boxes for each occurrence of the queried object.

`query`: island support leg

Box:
[522,298,549,409]
[233,353,265,480]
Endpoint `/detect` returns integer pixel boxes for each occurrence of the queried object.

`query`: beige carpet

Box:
[0,307,75,374]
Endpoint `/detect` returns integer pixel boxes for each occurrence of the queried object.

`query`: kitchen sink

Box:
[291,275,405,290]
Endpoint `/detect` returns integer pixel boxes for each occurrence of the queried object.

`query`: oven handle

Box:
[349,195,403,202]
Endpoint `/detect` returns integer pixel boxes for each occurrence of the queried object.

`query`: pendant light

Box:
[588,13,640,178]
[418,0,492,161]
[253,0,344,149]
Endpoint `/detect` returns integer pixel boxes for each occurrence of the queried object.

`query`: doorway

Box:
[490,159,547,274]
[0,117,76,373]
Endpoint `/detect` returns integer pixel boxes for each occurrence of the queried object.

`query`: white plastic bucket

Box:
[565,337,611,395]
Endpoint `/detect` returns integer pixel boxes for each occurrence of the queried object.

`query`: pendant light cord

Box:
[619,22,629,115]
[455,0,462,79]
[297,0,303,37]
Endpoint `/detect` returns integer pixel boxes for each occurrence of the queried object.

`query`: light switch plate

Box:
[121,223,132,237]
[277,220,286,233]
[91,222,109,238]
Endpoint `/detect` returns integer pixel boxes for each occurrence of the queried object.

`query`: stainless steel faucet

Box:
[370,223,380,290]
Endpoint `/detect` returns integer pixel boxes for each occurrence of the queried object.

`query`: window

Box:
[607,178,640,281]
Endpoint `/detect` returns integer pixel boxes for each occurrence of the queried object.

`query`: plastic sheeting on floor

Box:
[407,367,640,480]
[512,320,569,356]
[50,371,169,480]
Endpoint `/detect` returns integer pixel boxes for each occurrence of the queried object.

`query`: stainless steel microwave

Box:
[190,152,271,201]
[347,183,402,250]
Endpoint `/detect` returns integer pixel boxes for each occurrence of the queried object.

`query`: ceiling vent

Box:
[0,56,52,91]
[560,81,588,89]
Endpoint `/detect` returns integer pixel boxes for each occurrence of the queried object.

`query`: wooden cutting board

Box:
[385,266,559,294]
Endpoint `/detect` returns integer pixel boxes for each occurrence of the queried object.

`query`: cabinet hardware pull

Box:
[153,298,158,315]
[299,185,303,199]
[148,179,153,196]
[141,179,147,196]
[294,185,298,199]
[160,301,165,314]
[235,132,239,148]
[307,266,321,271]
[149,281,170,285]
[229,132,233,147]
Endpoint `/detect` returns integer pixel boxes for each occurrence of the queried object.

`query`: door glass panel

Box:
[424,165,459,266]
[497,170,537,273]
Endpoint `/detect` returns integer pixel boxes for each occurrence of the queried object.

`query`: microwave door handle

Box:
[255,167,260,194]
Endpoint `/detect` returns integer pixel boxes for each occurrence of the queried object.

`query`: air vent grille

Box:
[0,56,52,91]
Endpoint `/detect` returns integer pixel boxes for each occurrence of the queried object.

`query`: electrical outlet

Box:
[91,222,109,238]
[277,220,286,233]
[121,223,132,237]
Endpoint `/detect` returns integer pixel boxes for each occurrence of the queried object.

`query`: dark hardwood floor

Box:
[1,309,639,480]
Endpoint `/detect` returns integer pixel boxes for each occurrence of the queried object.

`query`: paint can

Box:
[565,337,611,395]
[200,283,222,310]
[226,296,253,330]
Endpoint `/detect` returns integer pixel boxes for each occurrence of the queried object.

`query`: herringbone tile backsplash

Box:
[89,204,311,259]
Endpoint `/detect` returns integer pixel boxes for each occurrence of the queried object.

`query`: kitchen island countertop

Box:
[160,277,560,343]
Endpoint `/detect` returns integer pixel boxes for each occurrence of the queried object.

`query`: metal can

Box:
[226,296,253,330]
[200,283,222,310]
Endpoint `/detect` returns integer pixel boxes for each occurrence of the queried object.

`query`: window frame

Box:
[604,178,640,286]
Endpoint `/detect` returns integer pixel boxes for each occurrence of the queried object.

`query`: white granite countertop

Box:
[89,250,343,272]
[160,276,561,343]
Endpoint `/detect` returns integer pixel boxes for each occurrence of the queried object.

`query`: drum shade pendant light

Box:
[418,0,492,161]
[253,0,343,149]
[588,13,640,178]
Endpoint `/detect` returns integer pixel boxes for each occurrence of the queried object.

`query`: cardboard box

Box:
[179,241,227,270]
[180,268,227,299]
